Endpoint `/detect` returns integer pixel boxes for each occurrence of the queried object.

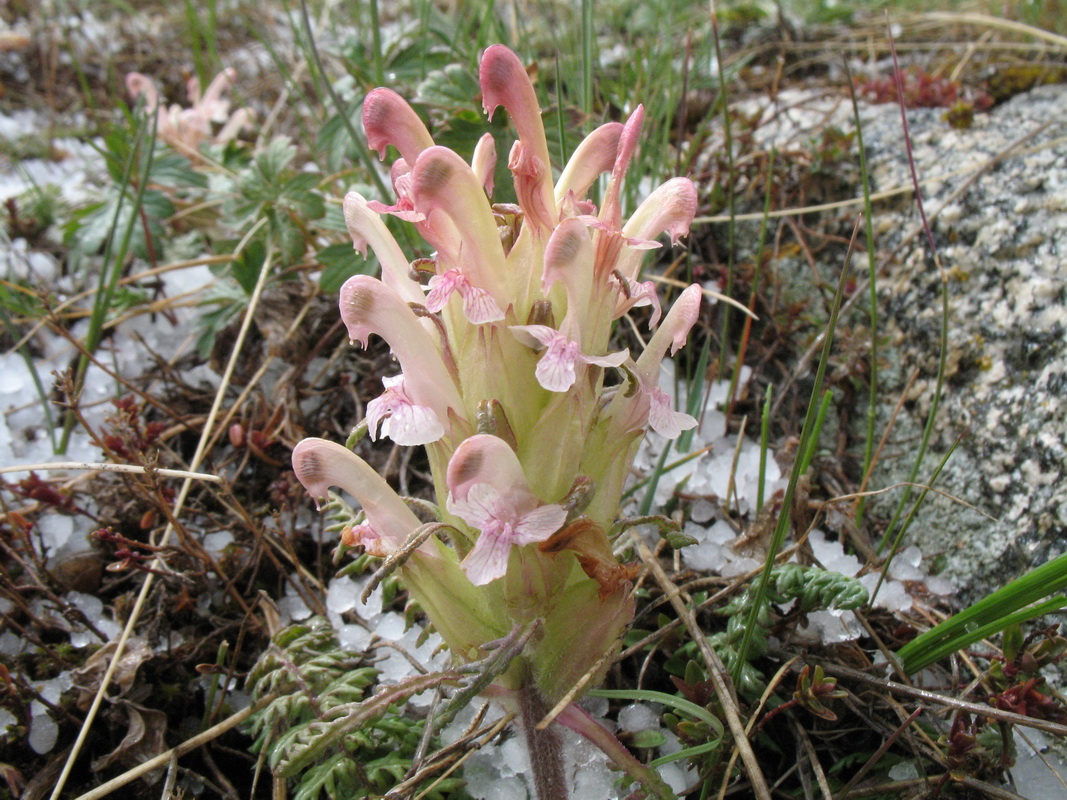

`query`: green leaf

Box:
[150,151,208,188]
[630,729,668,749]
[67,187,173,260]
[664,530,698,549]
[416,63,481,111]
[316,242,378,293]
[256,137,297,184]
[317,109,362,174]
[897,550,1067,674]
[231,238,267,294]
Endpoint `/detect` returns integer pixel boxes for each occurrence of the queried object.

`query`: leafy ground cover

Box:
[1,1,1067,798]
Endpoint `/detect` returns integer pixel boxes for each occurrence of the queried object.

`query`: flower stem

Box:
[518,685,569,800]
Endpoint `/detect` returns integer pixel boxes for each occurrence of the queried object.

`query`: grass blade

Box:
[897,551,1067,674]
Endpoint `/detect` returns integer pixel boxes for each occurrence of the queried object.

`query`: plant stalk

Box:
[518,685,568,800]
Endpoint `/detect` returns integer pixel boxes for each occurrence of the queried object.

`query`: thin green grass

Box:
[296,0,392,203]
[60,108,158,453]
[869,431,963,609]
[876,22,953,554]
[757,383,772,513]
[844,60,881,528]
[709,2,738,390]
[730,221,859,684]
[183,0,221,89]
[897,552,1067,674]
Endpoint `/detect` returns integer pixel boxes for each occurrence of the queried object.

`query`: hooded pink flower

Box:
[426,269,505,324]
[446,435,566,585]
[448,483,566,585]
[510,325,628,392]
[366,374,446,446]
[292,438,428,558]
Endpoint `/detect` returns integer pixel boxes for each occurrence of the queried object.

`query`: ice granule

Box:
[336,623,373,653]
[720,555,761,578]
[37,513,74,558]
[276,593,312,623]
[889,545,925,581]
[500,735,530,777]
[809,529,861,574]
[28,672,73,754]
[682,539,725,572]
[689,498,716,523]
[876,580,913,613]
[158,630,185,652]
[888,761,920,780]
[925,575,954,595]
[617,703,661,733]
[658,760,696,795]
[326,576,360,619]
[375,611,406,640]
[805,610,862,644]
[462,753,528,800]
[566,725,617,799]
[580,694,610,719]
[375,646,416,682]
[66,591,120,646]
[0,631,30,656]
[356,578,384,620]
[162,264,215,297]
[202,531,234,555]
[28,703,57,754]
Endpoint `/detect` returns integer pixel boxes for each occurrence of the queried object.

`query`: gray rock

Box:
[853,84,1067,598]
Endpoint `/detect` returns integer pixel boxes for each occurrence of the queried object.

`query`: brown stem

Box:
[518,685,568,800]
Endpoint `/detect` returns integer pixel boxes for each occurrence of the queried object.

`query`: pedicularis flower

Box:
[293,45,700,707]
[126,68,252,152]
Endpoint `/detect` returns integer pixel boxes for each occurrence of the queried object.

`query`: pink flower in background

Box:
[125,68,252,152]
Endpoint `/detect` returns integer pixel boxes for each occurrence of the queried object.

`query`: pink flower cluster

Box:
[292,45,702,705]
[125,68,252,153]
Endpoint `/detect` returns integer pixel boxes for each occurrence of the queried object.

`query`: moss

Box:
[988,64,1067,104]
[943,100,976,130]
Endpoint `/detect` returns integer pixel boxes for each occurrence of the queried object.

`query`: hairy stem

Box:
[518,685,568,800]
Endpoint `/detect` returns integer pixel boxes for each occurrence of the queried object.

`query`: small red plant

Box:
[856,67,993,112]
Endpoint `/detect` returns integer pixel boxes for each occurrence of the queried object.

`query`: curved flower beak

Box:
[471,132,498,195]
[342,192,425,306]
[597,105,644,232]
[634,283,702,382]
[409,146,509,306]
[362,87,435,164]
[125,73,160,111]
[446,434,529,503]
[541,217,595,314]
[197,67,237,121]
[339,275,465,434]
[292,438,424,555]
[616,177,699,281]
[554,121,623,207]
[480,45,556,232]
